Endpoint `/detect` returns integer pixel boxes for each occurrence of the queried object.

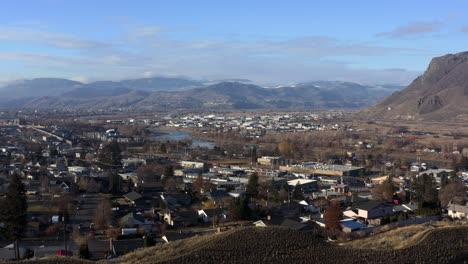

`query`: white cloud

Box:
[377,21,442,38]
[0,26,108,50]
[69,76,92,83]
[142,71,154,78]
[131,26,163,38]
[0,25,427,85]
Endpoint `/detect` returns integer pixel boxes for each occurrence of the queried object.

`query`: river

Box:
[150,129,216,149]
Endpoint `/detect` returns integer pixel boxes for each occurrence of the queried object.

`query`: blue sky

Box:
[1,0,468,85]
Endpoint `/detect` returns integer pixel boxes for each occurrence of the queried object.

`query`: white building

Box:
[287,179,318,192]
[447,202,468,219]
[179,161,204,169]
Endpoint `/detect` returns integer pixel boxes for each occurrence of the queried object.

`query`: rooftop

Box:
[123,191,143,201]
[287,179,317,186]
[305,164,362,172]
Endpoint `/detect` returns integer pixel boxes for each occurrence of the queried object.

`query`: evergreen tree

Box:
[144,235,156,247]
[228,197,251,221]
[203,162,210,173]
[246,173,259,198]
[411,174,440,215]
[162,165,174,184]
[440,173,449,188]
[108,173,121,194]
[162,165,176,192]
[411,174,438,204]
[159,143,167,153]
[98,141,122,169]
[163,165,174,178]
[78,243,90,259]
[292,182,304,200]
[0,173,27,239]
[58,199,70,225]
[49,145,58,157]
[251,146,257,164]
[239,197,251,219]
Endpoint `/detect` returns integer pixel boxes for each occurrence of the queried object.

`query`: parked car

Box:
[56,250,73,256]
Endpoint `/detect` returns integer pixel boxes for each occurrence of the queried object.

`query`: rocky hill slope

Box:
[364,51,468,121]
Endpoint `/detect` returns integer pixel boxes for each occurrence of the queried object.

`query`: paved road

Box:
[67,194,103,253]
[72,194,102,227]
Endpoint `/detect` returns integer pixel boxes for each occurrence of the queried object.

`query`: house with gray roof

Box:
[356,201,393,220]
[447,202,468,219]
[123,191,143,205]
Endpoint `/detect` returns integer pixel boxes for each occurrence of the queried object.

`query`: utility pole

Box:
[212,212,215,229]
[286,173,290,209]
[63,217,68,256]
[15,239,19,260]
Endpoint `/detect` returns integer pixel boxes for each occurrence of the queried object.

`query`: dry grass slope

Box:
[116,231,233,264]
[339,221,456,250]
[7,226,468,264]
[117,226,468,264]
[2,257,92,264]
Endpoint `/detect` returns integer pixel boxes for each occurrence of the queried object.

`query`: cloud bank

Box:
[0,25,425,85]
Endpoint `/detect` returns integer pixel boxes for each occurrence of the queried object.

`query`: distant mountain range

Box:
[364,51,468,121]
[0,76,403,110]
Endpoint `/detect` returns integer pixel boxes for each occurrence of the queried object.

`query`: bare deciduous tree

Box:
[324,200,343,232]
[371,177,395,202]
[93,200,112,230]
[439,178,466,207]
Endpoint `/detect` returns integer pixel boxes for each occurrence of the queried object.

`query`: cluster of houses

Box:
[93,112,355,140]
[83,129,134,143]
[164,113,354,138]
[0,118,467,261]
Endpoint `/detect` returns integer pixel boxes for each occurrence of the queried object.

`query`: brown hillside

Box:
[116,226,468,264]
[8,226,468,264]
[364,51,468,121]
